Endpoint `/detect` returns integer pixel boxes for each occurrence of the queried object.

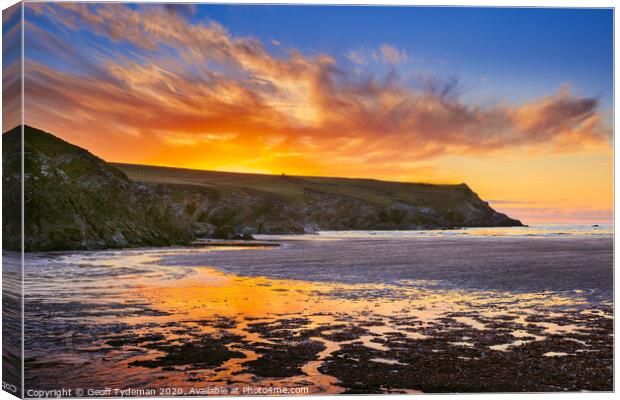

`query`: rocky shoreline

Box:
[19,238,613,393]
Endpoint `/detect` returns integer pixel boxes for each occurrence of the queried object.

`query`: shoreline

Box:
[15,240,614,393]
[13,233,614,301]
[158,235,614,303]
[13,223,614,254]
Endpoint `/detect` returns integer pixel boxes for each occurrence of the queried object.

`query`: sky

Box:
[4,3,614,224]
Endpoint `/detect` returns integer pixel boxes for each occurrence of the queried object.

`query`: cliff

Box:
[3,126,193,251]
[2,126,522,250]
[114,164,522,239]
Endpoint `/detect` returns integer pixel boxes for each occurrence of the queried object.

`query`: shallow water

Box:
[21,243,613,394]
[256,224,613,240]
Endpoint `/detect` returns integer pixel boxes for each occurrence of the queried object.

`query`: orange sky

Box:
[10,3,614,225]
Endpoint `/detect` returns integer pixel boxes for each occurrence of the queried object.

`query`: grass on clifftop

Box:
[113,163,482,210]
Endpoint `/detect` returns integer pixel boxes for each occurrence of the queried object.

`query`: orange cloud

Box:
[492,206,612,224]
[2,2,21,132]
[22,3,611,180]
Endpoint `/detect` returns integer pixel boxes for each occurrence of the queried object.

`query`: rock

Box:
[2,125,194,251]
[3,125,523,251]
[116,166,523,238]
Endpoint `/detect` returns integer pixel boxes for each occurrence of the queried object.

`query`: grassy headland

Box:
[3,125,521,251]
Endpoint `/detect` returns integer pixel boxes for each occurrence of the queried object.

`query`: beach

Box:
[12,233,614,394]
[170,235,613,299]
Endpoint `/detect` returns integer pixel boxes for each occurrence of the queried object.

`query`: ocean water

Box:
[257,224,613,240]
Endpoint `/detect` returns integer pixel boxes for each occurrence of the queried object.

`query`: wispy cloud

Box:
[22,3,611,178]
[345,50,366,65]
[379,44,407,64]
[496,206,612,224]
[488,200,540,205]
[2,2,22,132]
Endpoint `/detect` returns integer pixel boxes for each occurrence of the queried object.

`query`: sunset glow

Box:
[5,3,612,224]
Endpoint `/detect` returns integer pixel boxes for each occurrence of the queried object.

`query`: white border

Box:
[0,2,616,400]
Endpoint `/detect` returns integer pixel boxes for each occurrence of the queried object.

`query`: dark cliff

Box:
[3,126,193,251]
[2,126,522,250]
[114,164,523,239]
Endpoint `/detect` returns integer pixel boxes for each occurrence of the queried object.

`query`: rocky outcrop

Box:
[115,165,523,239]
[3,126,522,250]
[159,183,521,239]
[3,126,193,251]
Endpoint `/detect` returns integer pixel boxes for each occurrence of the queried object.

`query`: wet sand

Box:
[17,236,614,394]
[164,237,613,301]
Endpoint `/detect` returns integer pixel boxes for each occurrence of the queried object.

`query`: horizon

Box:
[4,123,610,226]
[3,3,613,225]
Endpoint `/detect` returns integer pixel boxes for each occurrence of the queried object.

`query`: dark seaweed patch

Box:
[242,340,326,378]
[129,334,244,370]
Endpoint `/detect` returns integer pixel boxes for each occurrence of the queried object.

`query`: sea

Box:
[255,224,613,240]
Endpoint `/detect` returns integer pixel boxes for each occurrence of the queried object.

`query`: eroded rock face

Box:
[134,171,522,239]
[3,125,522,250]
[3,126,193,251]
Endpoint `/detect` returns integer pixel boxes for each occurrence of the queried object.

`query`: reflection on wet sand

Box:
[24,245,612,394]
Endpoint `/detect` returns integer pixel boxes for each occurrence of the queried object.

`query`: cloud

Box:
[2,61,21,132]
[496,206,612,224]
[2,3,22,132]
[379,44,407,64]
[345,50,365,65]
[2,2,20,24]
[163,4,196,18]
[488,200,539,205]
[22,3,611,177]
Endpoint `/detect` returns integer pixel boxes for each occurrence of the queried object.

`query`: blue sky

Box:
[24,5,613,108]
[15,3,614,223]
[190,5,613,108]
